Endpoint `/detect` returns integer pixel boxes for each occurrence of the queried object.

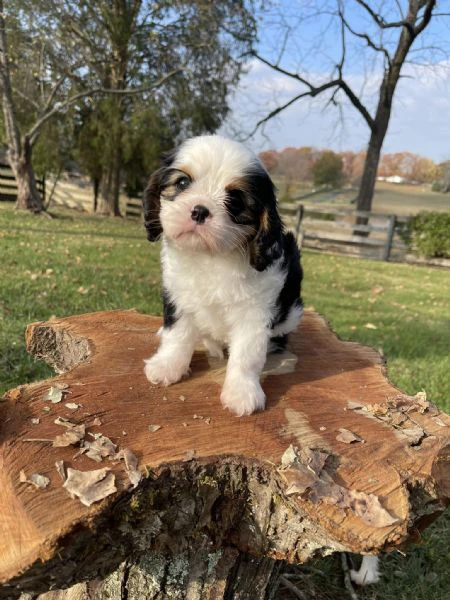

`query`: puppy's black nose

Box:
[191,205,210,224]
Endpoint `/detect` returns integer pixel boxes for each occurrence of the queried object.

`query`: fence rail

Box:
[279,202,408,261]
[0,162,45,203]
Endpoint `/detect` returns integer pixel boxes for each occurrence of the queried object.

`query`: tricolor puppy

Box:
[142,135,303,416]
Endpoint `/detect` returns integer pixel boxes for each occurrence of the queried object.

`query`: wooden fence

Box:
[0,162,45,203]
[279,203,408,261]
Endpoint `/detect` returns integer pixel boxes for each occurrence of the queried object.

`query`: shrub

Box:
[312,151,344,188]
[401,212,450,259]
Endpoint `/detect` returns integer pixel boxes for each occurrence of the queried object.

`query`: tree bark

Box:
[0,2,43,213]
[11,136,44,212]
[355,0,435,214]
[30,550,283,600]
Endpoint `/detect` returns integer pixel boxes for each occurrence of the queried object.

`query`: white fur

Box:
[144,135,302,416]
[350,555,380,586]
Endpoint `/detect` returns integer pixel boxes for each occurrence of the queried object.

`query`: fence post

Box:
[295,203,304,238]
[383,215,397,261]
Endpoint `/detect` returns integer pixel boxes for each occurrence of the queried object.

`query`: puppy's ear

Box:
[143,169,164,241]
[249,170,284,271]
[143,150,176,242]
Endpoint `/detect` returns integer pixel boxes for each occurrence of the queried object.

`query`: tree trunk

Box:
[11,136,44,212]
[97,153,121,217]
[30,550,283,600]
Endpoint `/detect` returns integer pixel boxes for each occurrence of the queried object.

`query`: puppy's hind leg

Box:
[144,314,198,386]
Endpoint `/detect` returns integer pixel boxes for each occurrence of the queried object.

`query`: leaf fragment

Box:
[55,460,66,482]
[336,428,364,444]
[44,386,63,404]
[19,470,50,490]
[115,448,141,488]
[63,468,116,506]
[148,424,162,432]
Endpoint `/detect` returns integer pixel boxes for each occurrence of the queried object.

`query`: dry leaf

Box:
[55,382,69,391]
[30,418,40,425]
[336,428,364,444]
[183,449,196,462]
[53,418,85,447]
[44,386,63,404]
[53,429,85,447]
[433,417,446,427]
[19,470,50,490]
[84,435,117,462]
[179,395,185,401]
[92,417,102,426]
[65,403,80,410]
[414,391,429,413]
[400,427,425,445]
[115,448,141,489]
[364,323,377,330]
[63,468,116,506]
[148,424,162,433]
[55,460,66,482]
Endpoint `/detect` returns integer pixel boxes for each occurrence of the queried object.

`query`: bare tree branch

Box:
[355,0,415,34]
[338,6,392,66]
[253,51,375,130]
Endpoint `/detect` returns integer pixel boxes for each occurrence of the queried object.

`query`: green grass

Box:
[1,203,449,599]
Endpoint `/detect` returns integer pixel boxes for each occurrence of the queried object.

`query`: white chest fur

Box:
[161,239,286,342]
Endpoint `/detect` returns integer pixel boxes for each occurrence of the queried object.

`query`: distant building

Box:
[377,175,407,184]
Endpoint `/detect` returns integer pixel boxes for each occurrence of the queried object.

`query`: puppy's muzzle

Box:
[191,205,210,224]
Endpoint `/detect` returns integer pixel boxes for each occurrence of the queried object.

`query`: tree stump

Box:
[1,310,449,599]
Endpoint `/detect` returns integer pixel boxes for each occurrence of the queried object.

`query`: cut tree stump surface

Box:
[1,309,449,598]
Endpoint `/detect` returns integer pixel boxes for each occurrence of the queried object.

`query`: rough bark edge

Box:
[2,459,348,599]
[25,323,92,374]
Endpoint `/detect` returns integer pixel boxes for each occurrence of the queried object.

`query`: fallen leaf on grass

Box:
[364,323,378,330]
[63,468,116,506]
[19,470,50,490]
[336,428,364,444]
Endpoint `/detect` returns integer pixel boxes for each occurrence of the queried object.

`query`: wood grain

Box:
[1,309,448,597]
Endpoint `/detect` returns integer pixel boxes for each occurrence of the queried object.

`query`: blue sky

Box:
[222,1,450,162]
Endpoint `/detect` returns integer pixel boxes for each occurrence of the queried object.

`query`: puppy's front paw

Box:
[143,353,190,386]
[221,375,266,417]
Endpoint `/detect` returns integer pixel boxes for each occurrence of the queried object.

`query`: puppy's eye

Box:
[175,176,190,192]
[225,189,246,215]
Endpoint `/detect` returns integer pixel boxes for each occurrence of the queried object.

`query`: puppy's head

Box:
[143,135,283,271]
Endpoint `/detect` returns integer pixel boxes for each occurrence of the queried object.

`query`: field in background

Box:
[275,179,450,216]
[0,203,449,599]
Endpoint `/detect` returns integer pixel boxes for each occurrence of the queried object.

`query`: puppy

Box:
[142,135,303,416]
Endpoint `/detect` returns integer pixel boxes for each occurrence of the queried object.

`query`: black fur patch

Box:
[246,168,284,272]
[143,151,177,241]
[271,231,303,330]
[269,334,288,352]
[162,288,178,328]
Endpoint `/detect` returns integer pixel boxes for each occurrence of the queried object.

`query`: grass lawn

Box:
[0,203,449,598]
